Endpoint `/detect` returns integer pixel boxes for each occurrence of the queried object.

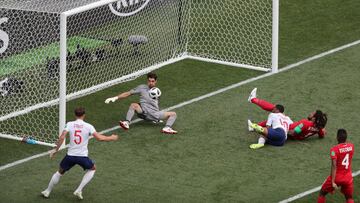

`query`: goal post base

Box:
[0,133,56,147]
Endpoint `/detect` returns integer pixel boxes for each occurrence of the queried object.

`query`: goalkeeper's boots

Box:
[73,191,83,200]
[248,87,257,102]
[41,190,50,198]
[161,126,177,134]
[249,143,265,149]
[119,120,130,130]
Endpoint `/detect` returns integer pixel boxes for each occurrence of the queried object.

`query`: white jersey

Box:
[64,119,96,157]
[266,113,293,134]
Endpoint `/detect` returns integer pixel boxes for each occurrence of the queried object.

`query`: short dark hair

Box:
[337,129,347,143]
[275,104,284,113]
[74,107,85,117]
[314,110,327,128]
[147,72,157,80]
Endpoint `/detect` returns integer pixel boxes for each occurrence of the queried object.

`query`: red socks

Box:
[346,199,354,203]
[317,195,326,203]
[257,120,267,127]
[251,98,275,112]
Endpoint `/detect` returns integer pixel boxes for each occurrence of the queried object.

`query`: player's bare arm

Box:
[50,130,67,159]
[92,132,118,141]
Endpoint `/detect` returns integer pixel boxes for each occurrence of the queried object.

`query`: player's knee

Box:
[170,112,176,117]
[91,164,96,171]
[58,168,65,175]
[130,103,139,109]
[319,189,327,196]
[345,194,353,199]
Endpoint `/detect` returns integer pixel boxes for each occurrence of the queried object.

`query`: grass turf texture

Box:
[1,0,360,202]
[0,36,360,203]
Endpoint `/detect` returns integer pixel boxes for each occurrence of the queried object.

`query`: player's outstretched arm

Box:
[92,132,119,141]
[50,130,67,159]
[105,91,131,104]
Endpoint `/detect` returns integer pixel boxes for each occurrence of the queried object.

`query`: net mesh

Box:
[185,0,273,68]
[0,8,60,144]
[0,0,273,145]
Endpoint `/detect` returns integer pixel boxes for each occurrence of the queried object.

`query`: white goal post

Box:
[0,0,279,147]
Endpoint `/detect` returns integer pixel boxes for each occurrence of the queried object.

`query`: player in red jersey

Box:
[247,88,327,140]
[317,129,354,203]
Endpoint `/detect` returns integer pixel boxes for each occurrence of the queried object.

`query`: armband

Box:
[294,126,302,134]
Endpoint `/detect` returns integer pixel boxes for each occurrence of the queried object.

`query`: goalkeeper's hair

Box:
[337,129,347,143]
[75,107,86,117]
[314,110,327,128]
[147,72,157,80]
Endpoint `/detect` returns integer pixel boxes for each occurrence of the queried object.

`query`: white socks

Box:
[258,136,266,145]
[45,171,62,192]
[75,170,96,193]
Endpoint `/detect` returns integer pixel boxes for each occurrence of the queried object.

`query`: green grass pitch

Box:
[1,0,360,202]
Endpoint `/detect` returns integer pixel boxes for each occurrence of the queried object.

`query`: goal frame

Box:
[0,0,279,147]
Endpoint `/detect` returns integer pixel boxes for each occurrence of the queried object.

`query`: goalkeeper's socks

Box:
[126,107,135,121]
[251,123,264,133]
[165,114,177,127]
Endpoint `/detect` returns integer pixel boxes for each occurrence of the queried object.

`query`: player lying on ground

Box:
[248,88,327,140]
[105,72,177,134]
[248,104,293,149]
[317,129,354,203]
[41,107,118,200]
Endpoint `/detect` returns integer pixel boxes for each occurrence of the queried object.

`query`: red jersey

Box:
[288,119,325,140]
[331,143,354,177]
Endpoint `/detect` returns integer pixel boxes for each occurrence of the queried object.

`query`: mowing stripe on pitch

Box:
[1,39,360,173]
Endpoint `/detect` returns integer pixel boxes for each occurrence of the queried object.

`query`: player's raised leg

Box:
[248,88,275,112]
[120,103,143,130]
[161,111,177,134]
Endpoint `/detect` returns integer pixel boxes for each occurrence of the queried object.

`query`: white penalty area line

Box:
[278,170,360,203]
[1,39,360,174]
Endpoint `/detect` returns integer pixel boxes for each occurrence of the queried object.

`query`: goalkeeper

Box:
[105,72,177,134]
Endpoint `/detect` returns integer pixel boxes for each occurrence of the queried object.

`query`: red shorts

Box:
[321,175,353,196]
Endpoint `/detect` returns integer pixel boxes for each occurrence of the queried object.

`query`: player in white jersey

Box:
[105,72,178,134]
[41,107,118,200]
[248,104,293,149]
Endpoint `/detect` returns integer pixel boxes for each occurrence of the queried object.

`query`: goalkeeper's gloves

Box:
[105,96,119,104]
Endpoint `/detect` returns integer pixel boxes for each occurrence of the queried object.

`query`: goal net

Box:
[0,0,277,146]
